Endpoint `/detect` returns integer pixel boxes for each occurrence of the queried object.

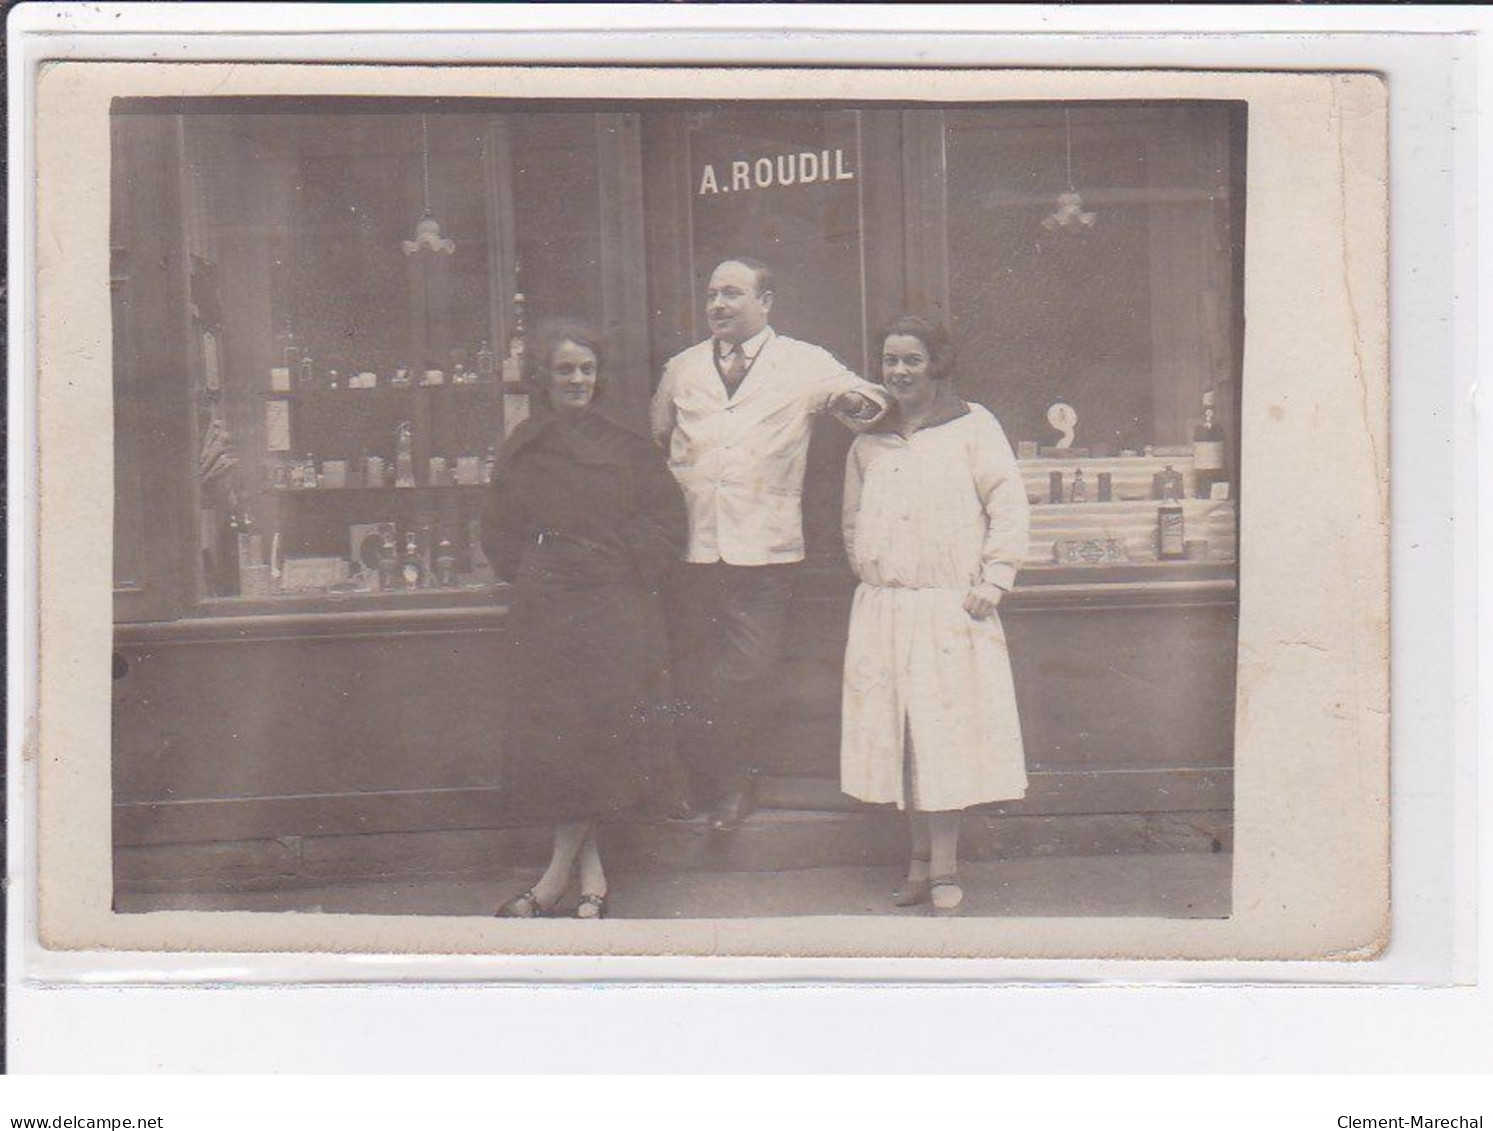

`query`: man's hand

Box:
[962,582,1007,621]
[831,391,879,420]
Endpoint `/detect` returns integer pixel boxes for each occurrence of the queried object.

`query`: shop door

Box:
[644,108,894,790]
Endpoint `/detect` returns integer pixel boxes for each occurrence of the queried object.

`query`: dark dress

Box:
[483,408,687,823]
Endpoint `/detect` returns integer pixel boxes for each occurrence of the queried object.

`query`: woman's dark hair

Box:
[877,315,956,382]
[524,317,608,403]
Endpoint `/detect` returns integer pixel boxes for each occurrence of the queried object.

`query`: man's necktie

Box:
[720,345,747,395]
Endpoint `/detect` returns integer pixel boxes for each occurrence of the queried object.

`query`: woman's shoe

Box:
[575,893,608,920]
[892,877,932,907]
[929,876,964,916]
[893,859,933,907]
[495,888,556,918]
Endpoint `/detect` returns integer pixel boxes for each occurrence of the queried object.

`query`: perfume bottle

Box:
[394,422,416,488]
[400,530,425,590]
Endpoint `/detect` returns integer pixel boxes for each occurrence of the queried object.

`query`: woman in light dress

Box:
[840,316,1031,914]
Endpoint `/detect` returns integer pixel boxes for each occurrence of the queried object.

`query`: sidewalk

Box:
[116,851,1231,920]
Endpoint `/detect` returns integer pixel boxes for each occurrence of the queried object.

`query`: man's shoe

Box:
[708,776,759,832]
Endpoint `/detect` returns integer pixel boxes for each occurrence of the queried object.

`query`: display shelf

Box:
[1017,452,1225,504]
[263,381,503,399]
[263,484,492,496]
[1024,497,1238,565]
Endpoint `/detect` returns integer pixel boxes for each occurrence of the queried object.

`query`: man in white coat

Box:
[651,257,890,830]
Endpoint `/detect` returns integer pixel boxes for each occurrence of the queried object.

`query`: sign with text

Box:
[685,109,866,373]
[697,147,857,196]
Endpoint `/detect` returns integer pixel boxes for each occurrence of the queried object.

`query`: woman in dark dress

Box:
[483,319,687,919]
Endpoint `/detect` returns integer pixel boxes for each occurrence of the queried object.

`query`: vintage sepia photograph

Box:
[24,60,1388,961]
[107,93,1244,925]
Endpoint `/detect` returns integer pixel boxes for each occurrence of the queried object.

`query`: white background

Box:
[6,1,1488,1093]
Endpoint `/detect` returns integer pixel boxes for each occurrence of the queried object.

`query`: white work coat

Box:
[651,328,888,565]
[840,400,1031,811]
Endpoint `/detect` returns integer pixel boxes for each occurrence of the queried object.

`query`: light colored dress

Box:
[840,399,1031,811]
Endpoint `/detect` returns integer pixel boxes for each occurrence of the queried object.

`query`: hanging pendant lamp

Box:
[1042,108,1098,232]
[403,114,456,255]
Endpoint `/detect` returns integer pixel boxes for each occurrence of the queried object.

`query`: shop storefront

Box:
[111,99,1243,891]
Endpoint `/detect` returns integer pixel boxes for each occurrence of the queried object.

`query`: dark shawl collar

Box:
[873,386,972,439]
[497,406,653,474]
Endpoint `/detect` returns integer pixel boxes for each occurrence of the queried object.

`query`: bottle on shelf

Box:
[434,533,458,588]
[1152,464,1185,502]
[1157,498,1186,560]
[376,524,399,591]
[400,530,425,590]
[476,340,496,383]
[1070,467,1087,503]
[299,355,315,390]
[394,422,417,488]
[466,517,496,585]
[1192,388,1229,498]
[302,452,318,490]
[483,444,498,485]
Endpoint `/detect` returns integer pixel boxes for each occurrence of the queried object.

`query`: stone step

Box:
[115,805,1231,895]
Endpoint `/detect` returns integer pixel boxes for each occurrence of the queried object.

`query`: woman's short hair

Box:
[877,315,956,382]
[524,317,609,402]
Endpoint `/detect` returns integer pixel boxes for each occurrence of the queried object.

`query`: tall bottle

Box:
[377,524,399,591]
[501,286,530,440]
[400,530,425,590]
[394,422,417,488]
[1156,468,1185,560]
[1192,388,1228,498]
[434,533,458,588]
[476,340,496,383]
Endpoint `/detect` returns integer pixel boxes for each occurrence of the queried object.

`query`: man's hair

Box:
[524,317,608,403]
[716,257,774,298]
[877,314,957,382]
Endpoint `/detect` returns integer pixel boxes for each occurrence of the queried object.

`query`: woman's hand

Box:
[962,582,1007,621]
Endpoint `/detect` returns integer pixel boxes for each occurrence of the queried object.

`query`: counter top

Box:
[116,560,1235,645]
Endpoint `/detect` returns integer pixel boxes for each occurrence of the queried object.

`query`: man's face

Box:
[706,262,773,344]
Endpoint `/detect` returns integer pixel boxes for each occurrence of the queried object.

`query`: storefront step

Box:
[112,854,1235,921]
[112,806,1230,898]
